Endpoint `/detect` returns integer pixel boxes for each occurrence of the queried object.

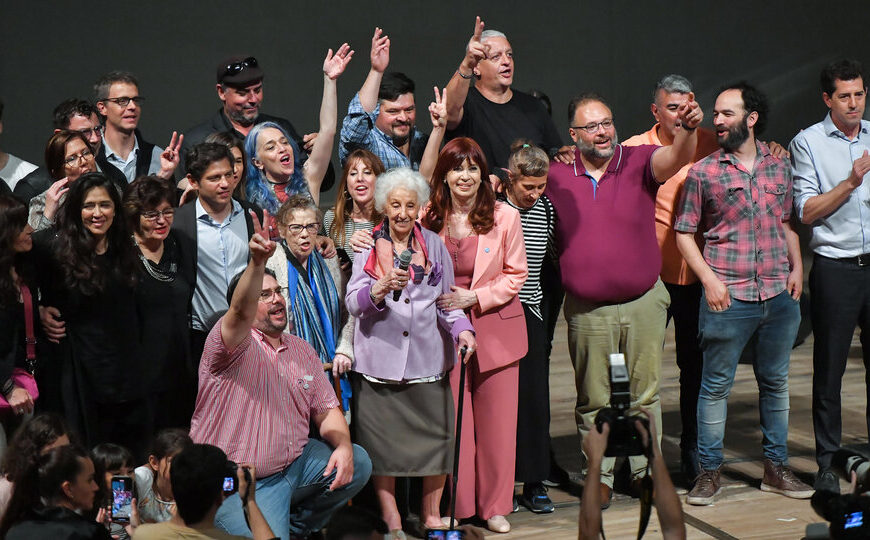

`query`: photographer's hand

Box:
[578,423,608,540]
[236,465,277,540]
[635,409,687,540]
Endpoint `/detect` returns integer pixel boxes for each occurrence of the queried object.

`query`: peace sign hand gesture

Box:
[429,87,448,129]
[249,210,276,265]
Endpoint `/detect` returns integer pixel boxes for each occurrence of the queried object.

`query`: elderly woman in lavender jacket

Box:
[346,168,476,537]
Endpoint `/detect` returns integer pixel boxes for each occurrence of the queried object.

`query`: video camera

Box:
[810,445,870,539]
[594,354,650,457]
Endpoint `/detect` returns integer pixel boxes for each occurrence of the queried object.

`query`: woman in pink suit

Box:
[422,137,528,533]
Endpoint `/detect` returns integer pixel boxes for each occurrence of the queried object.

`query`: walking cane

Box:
[448,345,469,531]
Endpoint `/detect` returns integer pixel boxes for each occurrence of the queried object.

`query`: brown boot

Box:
[686,468,721,506]
[760,459,815,499]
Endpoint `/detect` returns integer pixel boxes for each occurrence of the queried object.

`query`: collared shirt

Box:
[623,124,720,285]
[545,144,662,303]
[790,113,870,258]
[675,141,792,302]
[102,135,162,183]
[339,93,428,170]
[190,199,249,331]
[190,320,339,477]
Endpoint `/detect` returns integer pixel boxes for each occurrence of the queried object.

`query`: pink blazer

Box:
[438,202,529,372]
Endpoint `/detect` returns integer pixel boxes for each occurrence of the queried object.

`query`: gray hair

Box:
[374,168,430,212]
[480,29,507,44]
[654,74,693,103]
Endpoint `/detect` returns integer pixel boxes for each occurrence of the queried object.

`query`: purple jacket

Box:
[346,227,474,381]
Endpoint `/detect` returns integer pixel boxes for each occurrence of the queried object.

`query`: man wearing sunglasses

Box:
[13,99,105,204]
[180,55,335,191]
[93,71,181,187]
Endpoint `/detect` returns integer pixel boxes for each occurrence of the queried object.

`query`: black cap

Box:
[216,55,264,87]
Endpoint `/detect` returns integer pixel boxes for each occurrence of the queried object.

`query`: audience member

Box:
[14,99,104,204]
[0,413,72,520]
[622,74,720,481]
[32,173,147,450]
[499,141,557,513]
[123,176,195,430]
[0,98,38,190]
[545,91,702,508]
[243,43,353,222]
[189,214,371,539]
[339,28,428,170]
[346,167,476,536]
[173,142,262,363]
[93,71,181,185]
[133,444,276,540]
[421,137,528,533]
[577,410,686,540]
[444,17,569,172]
[0,196,38,452]
[0,445,112,540]
[134,429,194,524]
[180,54,337,191]
[28,130,98,231]
[90,442,135,539]
[267,195,355,410]
[790,59,870,494]
[324,149,385,265]
[676,82,812,505]
[204,131,249,202]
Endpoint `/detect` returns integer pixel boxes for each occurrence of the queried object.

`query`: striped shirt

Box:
[323,209,374,263]
[503,194,556,319]
[189,318,339,478]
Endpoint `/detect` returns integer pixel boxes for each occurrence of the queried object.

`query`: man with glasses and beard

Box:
[180,55,335,190]
[675,82,812,506]
[545,92,702,509]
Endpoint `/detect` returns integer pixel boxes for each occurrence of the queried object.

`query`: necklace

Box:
[446,217,474,268]
[133,236,177,282]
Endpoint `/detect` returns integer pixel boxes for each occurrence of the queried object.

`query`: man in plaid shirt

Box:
[675,82,812,506]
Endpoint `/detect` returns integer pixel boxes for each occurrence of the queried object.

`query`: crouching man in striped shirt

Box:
[190,211,372,540]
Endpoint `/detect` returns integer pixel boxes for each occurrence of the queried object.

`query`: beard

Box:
[576,129,619,160]
[227,107,260,127]
[256,306,288,335]
[717,115,750,152]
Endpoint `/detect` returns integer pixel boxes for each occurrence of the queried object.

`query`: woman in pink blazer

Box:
[422,137,528,533]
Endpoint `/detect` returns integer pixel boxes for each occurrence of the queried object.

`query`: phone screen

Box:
[222,476,236,493]
[111,476,133,523]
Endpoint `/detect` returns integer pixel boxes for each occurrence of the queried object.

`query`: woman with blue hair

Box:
[245,44,353,234]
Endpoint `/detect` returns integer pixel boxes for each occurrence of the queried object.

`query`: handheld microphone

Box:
[394,249,413,301]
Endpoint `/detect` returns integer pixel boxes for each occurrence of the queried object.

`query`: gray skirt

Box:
[352,375,455,476]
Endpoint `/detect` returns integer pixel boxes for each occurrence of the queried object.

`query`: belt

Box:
[820,253,870,267]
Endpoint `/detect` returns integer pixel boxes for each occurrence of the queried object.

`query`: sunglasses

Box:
[223,57,258,78]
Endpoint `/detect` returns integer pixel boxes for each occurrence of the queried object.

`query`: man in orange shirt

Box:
[624,74,718,482]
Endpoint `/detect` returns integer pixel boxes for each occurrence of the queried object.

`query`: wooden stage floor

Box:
[480,315,868,539]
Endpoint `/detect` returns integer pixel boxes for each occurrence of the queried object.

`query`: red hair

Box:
[422,137,495,235]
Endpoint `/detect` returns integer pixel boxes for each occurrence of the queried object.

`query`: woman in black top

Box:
[0,196,39,444]
[33,173,146,451]
[123,176,194,430]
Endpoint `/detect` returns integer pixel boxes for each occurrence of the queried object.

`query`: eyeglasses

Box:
[141,208,176,222]
[63,149,94,165]
[259,286,287,302]
[102,96,145,107]
[571,119,614,134]
[283,223,320,236]
[222,57,259,78]
[75,126,103,138]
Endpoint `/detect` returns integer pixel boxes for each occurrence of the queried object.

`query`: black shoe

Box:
[512,495,520,513]
[814,469,840,494]
[519,483,555,514]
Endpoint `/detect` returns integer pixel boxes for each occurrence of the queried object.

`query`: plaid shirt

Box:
[339,93,428,169]
[674,141,793,301]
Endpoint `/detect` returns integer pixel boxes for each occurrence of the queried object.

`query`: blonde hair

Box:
[505,139,549,190]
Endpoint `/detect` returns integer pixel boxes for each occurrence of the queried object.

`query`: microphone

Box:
[394,249,412,301]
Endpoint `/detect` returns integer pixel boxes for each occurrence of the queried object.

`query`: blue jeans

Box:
[697,290,800,471]
[215,439,371,539]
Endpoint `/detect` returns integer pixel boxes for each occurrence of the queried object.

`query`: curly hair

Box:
[123,175,176,235]
[55,173,138,295]
[1,413,73,480]
[0,196,31,306]
[421,137,494,235]
[329,149,385,246]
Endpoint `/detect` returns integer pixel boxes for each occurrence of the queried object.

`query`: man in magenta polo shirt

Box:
[546,92,703,508]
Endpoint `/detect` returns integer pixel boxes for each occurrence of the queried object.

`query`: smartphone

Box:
[110,476,133,524]
[426,530,464,539]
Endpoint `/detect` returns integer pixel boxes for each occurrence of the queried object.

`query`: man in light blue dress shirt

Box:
[790,59,870,494]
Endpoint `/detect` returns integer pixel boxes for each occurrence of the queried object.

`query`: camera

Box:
[222,461,252,494]
[426,530,465,539]
[594,354,650,457]
[809,445,870,539]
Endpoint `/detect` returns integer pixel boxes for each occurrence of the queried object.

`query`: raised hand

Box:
[158,131,184,178]
[43,177,70,222]
[677,92,703,130]
[324,43,355,80]
[370,27,390,73]
[428,87,448,129]
[249,210,277,265]
[462,16,487,73]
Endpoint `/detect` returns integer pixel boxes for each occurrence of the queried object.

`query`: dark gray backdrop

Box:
[2,1,869,202]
